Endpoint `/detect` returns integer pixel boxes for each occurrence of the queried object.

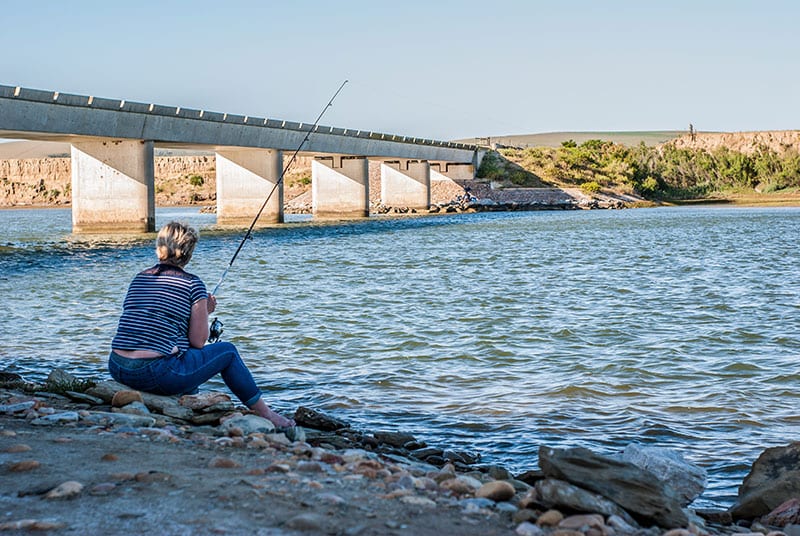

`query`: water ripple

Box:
[2,206,800,509]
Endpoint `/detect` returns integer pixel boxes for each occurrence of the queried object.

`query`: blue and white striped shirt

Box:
[111,264,208,356]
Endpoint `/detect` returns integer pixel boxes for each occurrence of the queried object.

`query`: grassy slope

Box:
[457,130,686,148]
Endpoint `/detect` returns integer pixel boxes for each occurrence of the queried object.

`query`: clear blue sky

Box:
[1,0,798,140]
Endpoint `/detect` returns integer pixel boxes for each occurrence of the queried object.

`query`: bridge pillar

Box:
[71,139,155,233]
[380,160,430,210]
[312,156,369,219]
[431,162,475,181]
[216,149,283,225]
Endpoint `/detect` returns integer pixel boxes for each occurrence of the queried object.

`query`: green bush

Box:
[581,181,601,194]
[189,174,204,187]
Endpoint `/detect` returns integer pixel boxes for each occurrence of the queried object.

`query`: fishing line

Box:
[207,79,348,342]
[211,79,348,296]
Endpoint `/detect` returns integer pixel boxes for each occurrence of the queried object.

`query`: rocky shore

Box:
[3,369,800,535]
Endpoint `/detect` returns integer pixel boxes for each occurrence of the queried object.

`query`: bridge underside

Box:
[0,85,482,232]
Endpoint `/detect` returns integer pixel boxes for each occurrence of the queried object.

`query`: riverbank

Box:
[1,377,517,535]
[4,370,800,536]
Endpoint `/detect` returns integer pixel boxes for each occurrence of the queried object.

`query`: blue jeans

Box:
[108,342,262,407]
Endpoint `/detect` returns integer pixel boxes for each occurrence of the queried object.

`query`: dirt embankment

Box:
[667,130,800,154]
[0,156,219,207]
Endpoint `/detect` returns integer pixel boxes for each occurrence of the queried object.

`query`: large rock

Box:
[86,381,193,420]
[538,445,688,528]
[620,443,707,506]
[730,442,800,520]
[220,414,275,435]
[294,406,349,431]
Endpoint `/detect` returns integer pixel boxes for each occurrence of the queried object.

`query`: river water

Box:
[1,206,799,508]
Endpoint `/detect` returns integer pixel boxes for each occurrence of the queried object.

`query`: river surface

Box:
[1,206,799,508]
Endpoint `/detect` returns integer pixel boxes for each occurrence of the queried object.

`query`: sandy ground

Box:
[0,415,517,536]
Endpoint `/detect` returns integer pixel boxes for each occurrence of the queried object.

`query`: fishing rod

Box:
[207,79,348,342]
[211,79,348,296]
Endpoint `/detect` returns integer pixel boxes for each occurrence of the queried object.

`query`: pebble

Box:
[284,513,326,532]
[208,456,239,468]
[89,483,117,496]
[101,453,119,462]
[65,391,104,405]
[495,502,519,513]
[297,461,325,473]
[0,400,37,413]
[460,497,496,513]
[112,390,144,407]
[266,463,291,473]
[134,471,172,482]
[44,480,84,499]
[537,509,564,527]
[559,514,605,530]
[31,411,80,425]
[514,510,538,524]
[0,519,67,531]
[115,401,150,416]
[517,521,546,536]
[3,443,31,453]
[400,495,437,507]
[8,460,41,472]
[318,492,345,505]
[476,480,516,502]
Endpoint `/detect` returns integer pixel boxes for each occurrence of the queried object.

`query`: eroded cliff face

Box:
[0,156,217,207]
[668,130,800,154]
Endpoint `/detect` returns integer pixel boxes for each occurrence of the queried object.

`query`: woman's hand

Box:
[207,294,217,314]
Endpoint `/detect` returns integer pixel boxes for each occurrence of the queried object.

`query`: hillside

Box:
[3,131,800,208]
[458,130,686,148]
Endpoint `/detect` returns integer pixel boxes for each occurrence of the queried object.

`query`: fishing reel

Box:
[208,317,224,343]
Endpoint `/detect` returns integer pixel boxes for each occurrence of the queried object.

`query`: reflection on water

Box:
[2,206,800,508]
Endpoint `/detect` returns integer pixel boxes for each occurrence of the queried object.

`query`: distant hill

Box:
[0,140,71,159]
[457,131,687,148]
[0,140,210,159]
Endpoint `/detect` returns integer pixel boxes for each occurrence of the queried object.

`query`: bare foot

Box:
[264,408,295,428]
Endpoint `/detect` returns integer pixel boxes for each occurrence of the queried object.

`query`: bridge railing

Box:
[0,84,477,151]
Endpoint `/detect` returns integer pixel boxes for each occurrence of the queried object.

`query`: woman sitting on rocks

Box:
[108,221,295,428]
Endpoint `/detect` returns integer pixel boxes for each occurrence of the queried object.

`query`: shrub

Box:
[581,181,601,194]
[189,174,204,187]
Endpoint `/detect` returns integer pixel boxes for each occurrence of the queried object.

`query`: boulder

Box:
[730,442,800,520]
[620,443,707,506]
[538,445,688,528]
[294,406,349,431]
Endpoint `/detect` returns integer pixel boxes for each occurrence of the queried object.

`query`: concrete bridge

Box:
[0,84,482,233]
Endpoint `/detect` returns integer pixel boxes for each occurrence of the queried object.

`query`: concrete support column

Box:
[71,139,155,233]
[430,162,475,181]
[312,156,369,219]
[380,160,430,210]
[216,149,283,225]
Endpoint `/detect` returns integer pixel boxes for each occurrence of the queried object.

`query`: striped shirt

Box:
[111,264,208,356]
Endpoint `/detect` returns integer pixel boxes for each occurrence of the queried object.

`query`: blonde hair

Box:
[156,221,198,267]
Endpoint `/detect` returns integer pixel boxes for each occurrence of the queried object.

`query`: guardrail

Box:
[0,84,477,151]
